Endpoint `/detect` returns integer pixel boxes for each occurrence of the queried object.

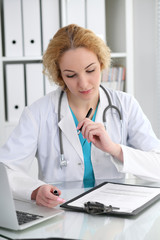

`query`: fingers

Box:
[35,185,65,208]
[77,119,93,139]
[77,119,104,142]
[77,119,113,152]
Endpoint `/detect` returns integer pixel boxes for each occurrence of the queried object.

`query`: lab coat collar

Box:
[95,86,109,124]
[51,87,62,115]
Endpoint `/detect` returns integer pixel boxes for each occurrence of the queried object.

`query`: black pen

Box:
[77,108,93,135]
[53,189,59,196]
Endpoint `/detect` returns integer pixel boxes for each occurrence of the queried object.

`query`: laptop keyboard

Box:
[16,210,43,225]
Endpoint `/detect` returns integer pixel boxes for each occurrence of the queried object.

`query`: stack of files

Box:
[3,0,41,56]
[41,0,60,52]
[101,66,126,91]
[3,0,60,56]
[25,63,44,106]
[22,0,41,56]
[5,64,25,122]
[86,0,106,41]
[5,63,44,122]
[61,0,106,41]
[61,0,85,27]
[3,0,23,56]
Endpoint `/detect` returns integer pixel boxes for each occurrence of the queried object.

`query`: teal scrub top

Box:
[70,106,98,187]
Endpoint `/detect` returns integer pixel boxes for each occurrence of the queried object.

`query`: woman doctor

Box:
[1,24,160,208]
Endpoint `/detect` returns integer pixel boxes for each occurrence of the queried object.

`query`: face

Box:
[59,47,101,103]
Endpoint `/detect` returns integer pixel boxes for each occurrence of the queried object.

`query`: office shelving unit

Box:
[0,0,134,146]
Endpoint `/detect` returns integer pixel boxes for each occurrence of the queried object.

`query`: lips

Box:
[79,88,92,95]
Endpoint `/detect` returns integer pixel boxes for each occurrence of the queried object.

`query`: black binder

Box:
[60,182,160,216]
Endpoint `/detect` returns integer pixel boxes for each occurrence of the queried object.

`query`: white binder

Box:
[41,0,60,52]
[22,0,41,56]
[25,63,44,105]
[3,0,23,56]
[61,0,85,27]
[5,64,25,122]
[86,0,106,41]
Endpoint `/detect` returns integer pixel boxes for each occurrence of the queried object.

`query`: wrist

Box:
[110,143,123,162]
[31,187,40,200]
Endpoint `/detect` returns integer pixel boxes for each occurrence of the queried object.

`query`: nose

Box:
[78,73,88,89]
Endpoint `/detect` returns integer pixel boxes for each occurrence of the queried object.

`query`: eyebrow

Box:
[63,62,96,72]
[85,62,96,69]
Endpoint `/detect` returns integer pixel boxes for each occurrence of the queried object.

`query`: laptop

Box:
[0,163,63,230]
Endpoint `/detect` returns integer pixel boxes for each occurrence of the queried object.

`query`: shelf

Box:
[1,56,42,62]
[111,52,127,58]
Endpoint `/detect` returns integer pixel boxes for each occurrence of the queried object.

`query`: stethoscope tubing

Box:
[100,84,122,121]
[58,90,66,167]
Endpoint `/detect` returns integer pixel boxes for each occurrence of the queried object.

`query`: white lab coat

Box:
[0,87,160,200]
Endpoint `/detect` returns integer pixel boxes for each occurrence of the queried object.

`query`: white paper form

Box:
[68,183,160,213]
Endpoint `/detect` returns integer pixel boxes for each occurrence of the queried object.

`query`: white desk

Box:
[1,178,160,240]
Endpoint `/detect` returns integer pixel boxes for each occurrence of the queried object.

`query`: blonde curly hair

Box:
[43,24,111,89]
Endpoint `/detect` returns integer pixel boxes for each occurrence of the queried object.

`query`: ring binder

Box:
[3,0,23,56]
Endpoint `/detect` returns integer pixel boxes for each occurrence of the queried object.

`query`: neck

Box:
[67,92,99,122]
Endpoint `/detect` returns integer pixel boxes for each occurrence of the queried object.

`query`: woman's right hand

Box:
[77,118,123,162]
[31,184,65,208]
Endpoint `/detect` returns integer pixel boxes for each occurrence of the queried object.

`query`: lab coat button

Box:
[78,162,81,165]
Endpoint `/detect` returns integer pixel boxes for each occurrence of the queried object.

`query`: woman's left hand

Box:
[77,118,123,162]
[31,185,65,208]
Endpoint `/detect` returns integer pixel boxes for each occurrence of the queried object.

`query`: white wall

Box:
[133,0,158,136]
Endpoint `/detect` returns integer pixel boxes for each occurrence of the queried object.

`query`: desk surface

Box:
[1,178,160,240]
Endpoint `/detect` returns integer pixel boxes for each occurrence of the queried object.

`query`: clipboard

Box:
[60,182,160,216]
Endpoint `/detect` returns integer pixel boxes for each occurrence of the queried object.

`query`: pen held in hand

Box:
[53,190,59,196]
[53,190,66,203]
[77,108,93,135]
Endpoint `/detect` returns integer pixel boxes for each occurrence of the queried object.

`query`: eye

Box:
[66,74,76,78]
[86,69,95,73]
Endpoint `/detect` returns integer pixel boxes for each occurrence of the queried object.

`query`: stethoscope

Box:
[58,84,123,168]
